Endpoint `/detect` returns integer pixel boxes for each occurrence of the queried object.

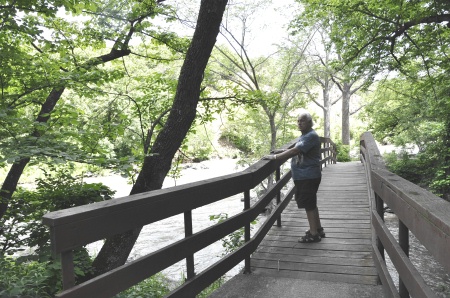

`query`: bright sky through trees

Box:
[153,0,300,57]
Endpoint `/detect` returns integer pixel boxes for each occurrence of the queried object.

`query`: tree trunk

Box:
[323,80,331,139]
[0,87,64,220]
[443,119,450,201]
[341,82,351,145]
[269,114,276,150]
[90,0,229,277]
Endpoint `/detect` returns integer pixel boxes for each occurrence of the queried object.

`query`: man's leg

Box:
[299,207,321,242]
[297,178,322,242]
[313,207,322,231]
[306,208,319,235]
[308,177,322,235]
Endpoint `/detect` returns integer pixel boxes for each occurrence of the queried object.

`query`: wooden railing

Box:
[43,137,336,298]
[319,136,337,167]
[360,132,450,298]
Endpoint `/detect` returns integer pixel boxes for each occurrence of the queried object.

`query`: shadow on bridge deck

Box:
[210,162,386,298]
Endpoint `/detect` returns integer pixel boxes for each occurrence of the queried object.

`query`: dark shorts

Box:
[294,177,321,211]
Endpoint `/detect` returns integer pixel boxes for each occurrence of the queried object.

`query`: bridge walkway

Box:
[210,162,385,298]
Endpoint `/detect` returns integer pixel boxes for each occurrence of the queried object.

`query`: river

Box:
[85,158,255,283]
[383,213,450,297]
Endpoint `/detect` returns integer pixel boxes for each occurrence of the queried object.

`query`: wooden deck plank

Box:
[267,231,372,240]
[250,268,380,285]
[250,162,379,286]
[251,259,378,276]
[258,240,371,252]
[254,246,372,259]
[276,222,371,229]
[252,253,374,267]
[263,235,372,245]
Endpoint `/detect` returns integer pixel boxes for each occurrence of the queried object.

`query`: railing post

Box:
[276,166,281,227]
[184,210,195,280]
[375,193,385,261]
[244,190,251,274]
[321,141,325,169]
[399,220,410,298]
[61,250,75,290]
[333,142,337,164]
[327,140,331,165]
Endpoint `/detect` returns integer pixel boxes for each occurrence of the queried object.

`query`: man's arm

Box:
[263,147,300,160]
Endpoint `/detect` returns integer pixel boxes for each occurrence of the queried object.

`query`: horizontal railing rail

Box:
[360,132,450,298]
[43,136,336,298]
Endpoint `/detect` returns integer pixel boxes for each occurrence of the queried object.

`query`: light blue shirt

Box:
[290,129,321,180]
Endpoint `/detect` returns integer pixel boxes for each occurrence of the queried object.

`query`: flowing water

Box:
[86,159,450,295]
[85,158,254,283]
[383,213,450,297]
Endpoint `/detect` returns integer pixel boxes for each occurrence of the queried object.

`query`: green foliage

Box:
[435,283,450,297]
[218,104,300,161]
[209,213,257,255]
[219,128,253,155]
[293,0,449,201]
[1,164,115,255]
[196,277,226,298]
[293,0,449,78]
[209,26,308,160]
[0,257,55,297]
[360,78,449,199]
[335,141,351,162]
[384,150,449,199]
[176,271,225,298]
[0,247,98,297]
[0,164,115,295]
[384,152,426,186]
[184,124,214,162]
[0,0,187,178]
[115,273,171,298]
[429,168,450,201]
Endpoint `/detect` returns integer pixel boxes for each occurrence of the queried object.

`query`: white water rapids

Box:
[84,158,253,283]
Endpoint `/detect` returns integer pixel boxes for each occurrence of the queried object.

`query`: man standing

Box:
[263,112,324,243]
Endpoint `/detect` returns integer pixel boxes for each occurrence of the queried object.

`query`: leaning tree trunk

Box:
[0,87,65,220]
[90,0,229,277]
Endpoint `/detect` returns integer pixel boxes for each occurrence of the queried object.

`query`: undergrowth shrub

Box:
[219,129,253,155]
[335,141,351,162]
[114,273,171,298]
[0,257,56,297]
[0,164,115,296]
[384,152,425,185]
[383,150,449,200]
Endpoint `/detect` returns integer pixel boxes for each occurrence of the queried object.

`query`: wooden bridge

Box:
[43,132,450,298]
[209,161,383,298]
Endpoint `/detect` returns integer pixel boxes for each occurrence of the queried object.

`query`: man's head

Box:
[297,112,313,133]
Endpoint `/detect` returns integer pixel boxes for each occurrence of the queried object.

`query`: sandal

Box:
[306,227,326,238]
[298,232,321,243]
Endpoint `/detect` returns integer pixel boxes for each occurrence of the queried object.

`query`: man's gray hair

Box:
[298,112,313,125]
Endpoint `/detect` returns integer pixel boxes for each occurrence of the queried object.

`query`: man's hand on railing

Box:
[262,149,287,160]
[262,154,277,160]
[270,149,286,154]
